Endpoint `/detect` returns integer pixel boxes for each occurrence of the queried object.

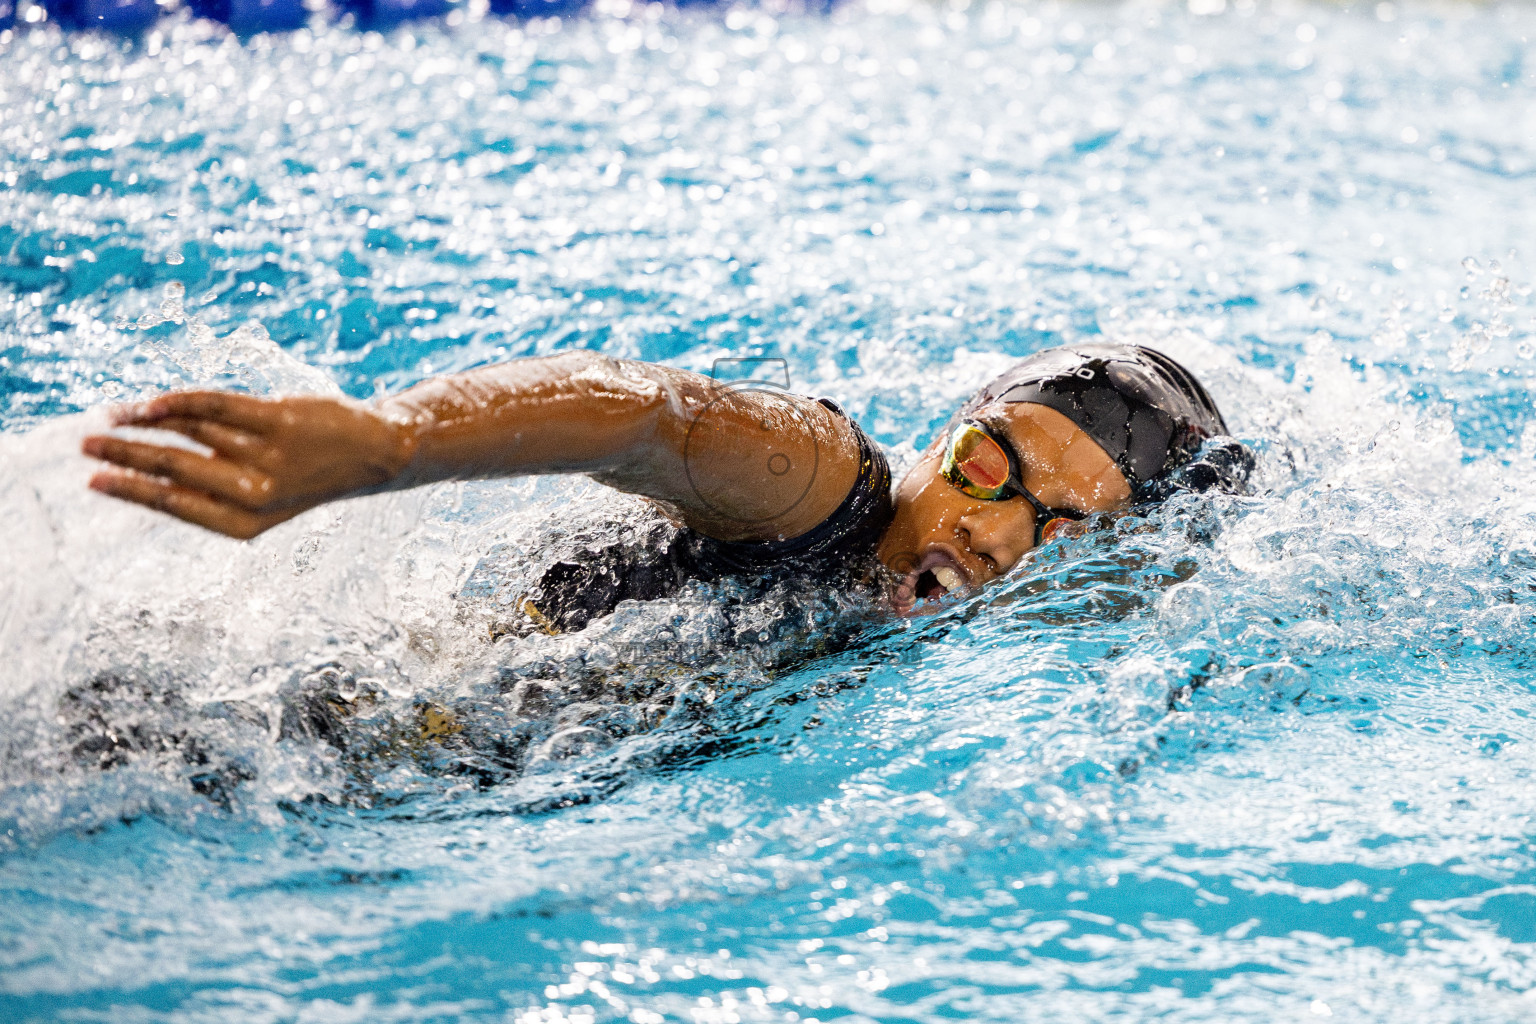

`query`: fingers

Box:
[151,416,264,461]
[111,391,279,434]
[82,435,275,510]
[87,470,279,540]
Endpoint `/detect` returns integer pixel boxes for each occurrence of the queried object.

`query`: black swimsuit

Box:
[522,400,894,635]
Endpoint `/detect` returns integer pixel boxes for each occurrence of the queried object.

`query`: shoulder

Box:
[681,398,894,580]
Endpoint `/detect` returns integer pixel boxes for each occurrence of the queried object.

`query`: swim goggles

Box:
[940,419,1085,546]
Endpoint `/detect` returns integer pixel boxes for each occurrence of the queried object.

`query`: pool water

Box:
[4,1,1536,1020]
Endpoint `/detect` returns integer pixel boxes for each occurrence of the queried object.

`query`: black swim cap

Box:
[958,343,1230,490]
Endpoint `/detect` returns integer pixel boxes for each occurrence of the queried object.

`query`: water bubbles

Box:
[232,321,271,346]
[6,5,1536,1022]
[158,281,186,323]
[1481,275,1512,304]
[1520,424,1536,458]
[1371,316,1408,351]
[1467,323,1493,354]
[301,664,352,691]
[164,251,184,266]
[536,725,615,762]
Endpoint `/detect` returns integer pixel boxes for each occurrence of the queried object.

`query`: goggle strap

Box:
[947,420,1085,546]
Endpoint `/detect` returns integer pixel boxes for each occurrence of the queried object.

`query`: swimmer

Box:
[80,343,1249,626]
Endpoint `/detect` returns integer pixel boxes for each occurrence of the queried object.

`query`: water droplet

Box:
[164,251,184,265]
[540,726,614,761]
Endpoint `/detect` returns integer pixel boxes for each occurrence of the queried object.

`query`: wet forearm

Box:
[373,351,681,488]
[370,351,859,545]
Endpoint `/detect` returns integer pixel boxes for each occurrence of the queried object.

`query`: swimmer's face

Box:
[877,402,1133,614]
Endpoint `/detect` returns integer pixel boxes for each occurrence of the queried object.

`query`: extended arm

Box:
[81,352,860,542]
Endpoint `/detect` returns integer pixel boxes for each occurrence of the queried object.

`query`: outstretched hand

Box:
[82,392,415,539]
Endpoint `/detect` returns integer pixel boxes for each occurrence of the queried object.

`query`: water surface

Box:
[3,1,1536,1020]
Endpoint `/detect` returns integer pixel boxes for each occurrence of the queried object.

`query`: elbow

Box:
[543,353,680,471]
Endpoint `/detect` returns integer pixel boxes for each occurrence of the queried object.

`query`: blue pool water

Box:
[4,1,1536,1021]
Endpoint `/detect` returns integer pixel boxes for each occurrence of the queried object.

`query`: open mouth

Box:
[890,547,972,614]
[915,564,967,601]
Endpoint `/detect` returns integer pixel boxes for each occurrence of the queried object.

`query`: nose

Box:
[955,503,1036,578]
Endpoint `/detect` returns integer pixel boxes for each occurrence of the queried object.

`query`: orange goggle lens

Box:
[941,423,1013,500]
[1039,516,1074,542]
